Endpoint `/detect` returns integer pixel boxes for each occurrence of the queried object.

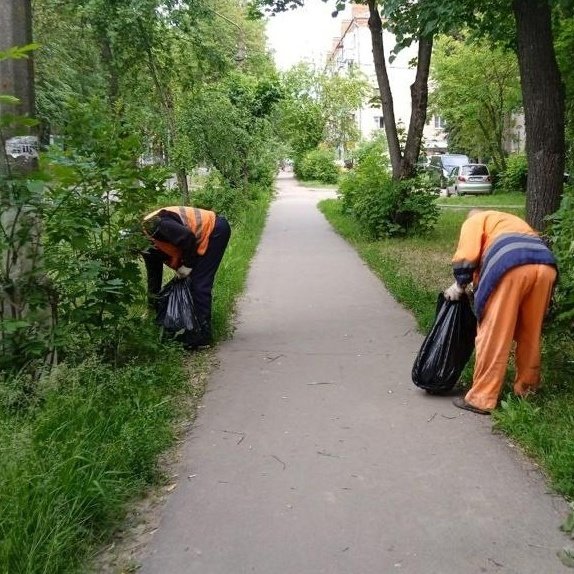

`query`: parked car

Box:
[429,154,470,187]
[446,164,493,196]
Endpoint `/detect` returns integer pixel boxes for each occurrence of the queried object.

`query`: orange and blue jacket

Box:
[452,210,556,320]
[143,206,216,269]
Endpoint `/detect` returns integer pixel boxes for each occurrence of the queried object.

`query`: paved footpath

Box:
[141,174,569,574]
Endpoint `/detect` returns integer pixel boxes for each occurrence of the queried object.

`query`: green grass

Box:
[0,188,273,574]
[437,191,525,209]
[319,198,574,499]
[294,178,338,189]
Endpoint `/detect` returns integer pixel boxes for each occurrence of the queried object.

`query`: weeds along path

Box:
[140,173,570,574]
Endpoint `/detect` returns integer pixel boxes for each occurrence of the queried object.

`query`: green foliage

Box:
[0,175,273,574]
[0,351,190,573]
[40,99,170,362]
[0,45,51,374]
[294,148,339,184]
[0,180,54,372]
[190,171,266,225]
[321,66,369,154]
[497,153,528,194]
[275,64,327,161]
[182,74,282,189]
[548,185,574,324]
[275,63,368,161]
[430,35,522,170]
[554,12,574,176]
[339,139,439,237]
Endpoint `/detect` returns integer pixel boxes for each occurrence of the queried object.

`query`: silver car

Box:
[446,164,492,196]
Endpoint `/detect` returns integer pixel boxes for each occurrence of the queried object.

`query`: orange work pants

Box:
[465,264,557,411]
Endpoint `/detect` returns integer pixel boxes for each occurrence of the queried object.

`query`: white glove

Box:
[444,282,465,301]
[176,265,192,279]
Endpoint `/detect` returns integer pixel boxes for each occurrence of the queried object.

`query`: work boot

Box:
[183,322,212,351]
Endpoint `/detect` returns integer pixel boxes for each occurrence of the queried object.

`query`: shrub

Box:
[294,148,339,184]
[487,162,501,190]
[497,153,528,193]
[190,171,249,225]
[339,139,439,238]
[548,185,574,324]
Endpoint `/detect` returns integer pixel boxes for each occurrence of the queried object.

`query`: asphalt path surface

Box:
[141,174,569,574]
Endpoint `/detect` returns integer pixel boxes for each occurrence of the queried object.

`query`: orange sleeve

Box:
[452,214,485,285]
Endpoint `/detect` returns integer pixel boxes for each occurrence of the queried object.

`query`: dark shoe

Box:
[452,396,491,415]
[183,328,212,351]
[426,386,464,397]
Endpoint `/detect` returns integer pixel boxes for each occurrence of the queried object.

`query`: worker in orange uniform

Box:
[444,209,557,414]
[142,206,231,349]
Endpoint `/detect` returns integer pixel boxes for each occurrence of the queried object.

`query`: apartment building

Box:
[326,5,447,156]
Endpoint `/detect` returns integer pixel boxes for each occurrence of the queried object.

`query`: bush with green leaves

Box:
[339,139,439,238]
[190,171,251,225]
[41,98,172,363]
[294,148,339,184]
[497,153,528,193]
[548,185,574,324]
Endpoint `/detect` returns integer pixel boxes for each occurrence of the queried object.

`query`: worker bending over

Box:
[444,209,557,414]
[142,206,231,349]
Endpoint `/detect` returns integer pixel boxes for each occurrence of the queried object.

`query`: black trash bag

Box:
[412,293,477,393]
[156,277,198,334]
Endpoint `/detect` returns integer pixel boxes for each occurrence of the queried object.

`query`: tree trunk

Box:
[401,35,433,179]
[99,35,120,106]
[367,0,401,179]
[176,168,189,203]
[512,0,565,231]
[0,0,56,369]
[0,0,35,141]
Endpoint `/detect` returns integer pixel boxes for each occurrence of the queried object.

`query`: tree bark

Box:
[367,0,401,179]
[401,35,433,179]
[138,19,190,201]
[0,0,56,369]
[512,0,565,231]
[0,0,35,137]
[367,2,433,181]
[99,35,120,106]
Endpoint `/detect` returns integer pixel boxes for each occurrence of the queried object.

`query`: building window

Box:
[374,116,384,129]
[434,115,445,129]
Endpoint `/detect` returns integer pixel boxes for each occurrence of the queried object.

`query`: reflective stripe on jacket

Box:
[143,206,216,268]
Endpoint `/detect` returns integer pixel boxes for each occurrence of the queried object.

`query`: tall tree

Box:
[399,0,565,229]
[512,0,565,230]
[275,62,367,160]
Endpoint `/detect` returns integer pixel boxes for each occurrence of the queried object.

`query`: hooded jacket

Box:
[143,206,216,269]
